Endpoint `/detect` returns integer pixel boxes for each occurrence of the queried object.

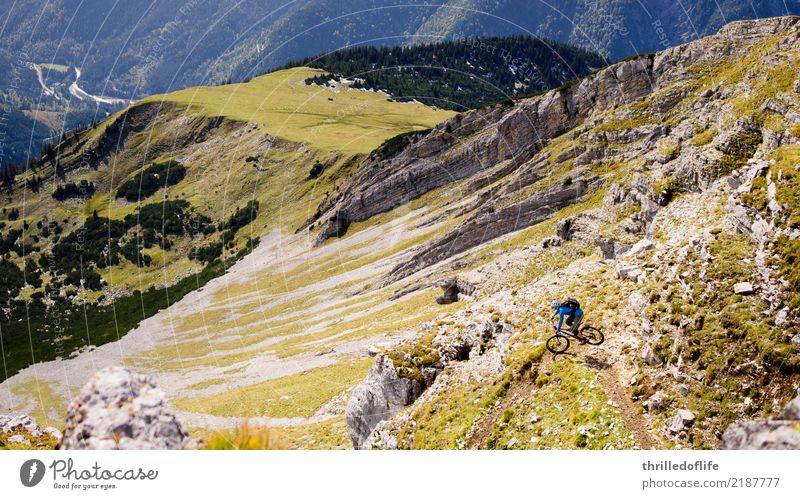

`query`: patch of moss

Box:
[713,130,762,177]
[691,128,716,147]
[387,330,441,383]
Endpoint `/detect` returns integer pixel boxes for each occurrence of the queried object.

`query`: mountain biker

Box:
[550,298,584,339]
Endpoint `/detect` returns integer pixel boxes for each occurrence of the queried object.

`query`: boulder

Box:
[0,414,40,435]
[644,391,667,412]
[792,334,800,351]
[346,355,427,449]
[775,308,789,327]
[59,366,193,450]
[641,344,661,366]
[43,427,63,440]
[556,219,574,241]
[7,435,30,446]
[628,291,647,316]
[733,282,755,295]
[604,183,627,205]
[624,238,655,258]
[617,264,644,282]
[669,409,696,433]
[723,395,800,449]
[434,277,475,305]
[541,236,562,249]
[597,238,630,260]
[780,397,800,420]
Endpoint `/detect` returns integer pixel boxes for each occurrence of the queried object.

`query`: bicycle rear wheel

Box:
[546,334,570,353]
[580,326,605,345]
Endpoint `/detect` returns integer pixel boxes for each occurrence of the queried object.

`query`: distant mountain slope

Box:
[291,35,605,111]
[4,0,797,98]
[0,67,452,383]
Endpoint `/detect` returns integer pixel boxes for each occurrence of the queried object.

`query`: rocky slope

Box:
[342,16,800,449]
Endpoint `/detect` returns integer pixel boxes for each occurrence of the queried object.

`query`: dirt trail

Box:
[467,375,537,449]
[589,352,657,450]
[580,322,659,450]
[467,338,658,449]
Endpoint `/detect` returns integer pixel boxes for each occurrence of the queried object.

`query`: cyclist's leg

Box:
[571,309,584,334]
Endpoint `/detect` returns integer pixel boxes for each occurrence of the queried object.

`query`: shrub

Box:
[308,161,325,179]
[120,239,152,267]
[52,215,126,273]
[115,160,186,202]
[190,242,223,263]
[126,199,212,236]
[374,129,431,161]
[220,200,259,244]
[0,258,25,298]
[64,267,103,290]
[52,180,95,201]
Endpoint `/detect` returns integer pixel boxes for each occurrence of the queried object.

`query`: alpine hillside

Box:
[1,16,800,450]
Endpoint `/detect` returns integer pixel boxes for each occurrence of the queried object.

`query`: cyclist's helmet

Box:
[551,300,560,310]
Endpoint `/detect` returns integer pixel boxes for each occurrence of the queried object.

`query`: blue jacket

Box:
[552,305,583,330]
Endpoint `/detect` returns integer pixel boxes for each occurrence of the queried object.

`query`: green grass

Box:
[485,359,635,449]
[409,374,513,449]
[278,416,352,449]
[10,379,69,429]
[639,231,800,442]
[172,358,373,418]
[691,127,716,147]
[36,63,69,73]
[143,67,454,154]
[202,422,284,450]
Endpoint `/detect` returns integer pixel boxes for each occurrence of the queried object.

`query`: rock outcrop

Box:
[345,355,428,449]
[723,395,800,449]
[434,277,475,304]
[346,318,508,448]
[59,366,194,450]
[0,414,42,437]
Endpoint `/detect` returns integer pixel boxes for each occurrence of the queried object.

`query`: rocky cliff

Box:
[344,16,800,450]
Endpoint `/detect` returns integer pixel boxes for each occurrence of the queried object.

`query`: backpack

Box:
[562,298,580,311]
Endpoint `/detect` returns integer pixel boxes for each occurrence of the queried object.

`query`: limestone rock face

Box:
[723,395,800,449]
[346,318,507,449]
[345,355,426,450]
[0,414,41,437]
[59,366,193,450]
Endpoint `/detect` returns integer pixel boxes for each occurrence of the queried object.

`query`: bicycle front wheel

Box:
[580,326,605,345]
[546,334,570,353]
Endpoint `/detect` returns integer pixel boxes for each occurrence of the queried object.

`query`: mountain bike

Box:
[545,324,605,353]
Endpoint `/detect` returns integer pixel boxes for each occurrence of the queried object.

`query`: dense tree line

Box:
[52,180,96,200]
[289,35,605,110]
[115,160,187,202]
